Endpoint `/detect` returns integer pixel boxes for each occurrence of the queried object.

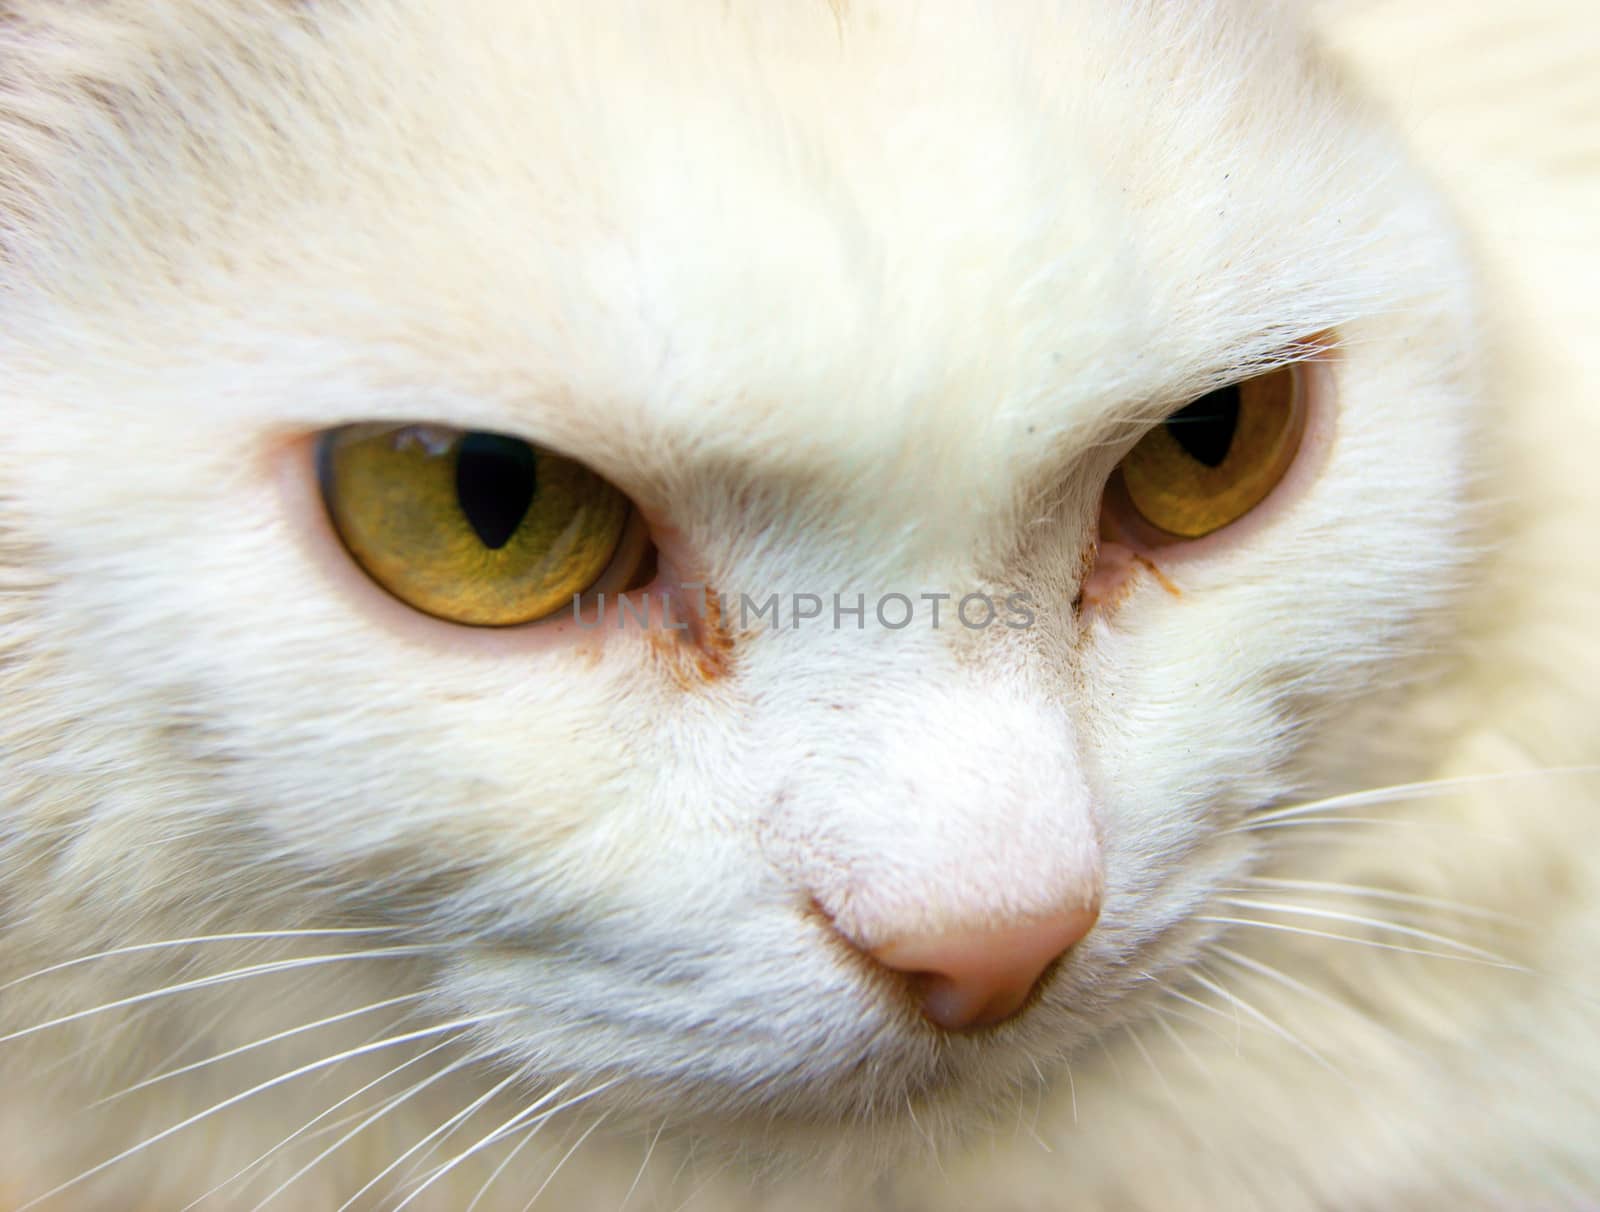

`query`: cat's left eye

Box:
[318,424,642,626]
[1114,361,1309,540]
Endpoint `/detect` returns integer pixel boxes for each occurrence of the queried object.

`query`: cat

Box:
[1,0,1597,1208]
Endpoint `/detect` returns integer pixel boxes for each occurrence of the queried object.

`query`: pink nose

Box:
[869,905,1100,1031]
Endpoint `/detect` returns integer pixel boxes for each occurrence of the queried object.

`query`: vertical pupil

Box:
[455,432,539,550]
[1165,384,1240,468]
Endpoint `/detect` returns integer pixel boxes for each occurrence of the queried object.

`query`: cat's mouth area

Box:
[441,883,1201,1133]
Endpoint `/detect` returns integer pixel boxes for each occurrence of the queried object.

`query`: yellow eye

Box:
[1118,363,1307,539]
[319,424,631,626]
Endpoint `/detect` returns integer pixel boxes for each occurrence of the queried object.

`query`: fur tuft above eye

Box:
[1115,361,1309,540]
[318,424,644,626]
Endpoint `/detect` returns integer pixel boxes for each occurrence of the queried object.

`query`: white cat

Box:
[1,0,1597,1208]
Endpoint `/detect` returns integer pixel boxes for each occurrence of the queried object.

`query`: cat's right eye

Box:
[318,424,643,626]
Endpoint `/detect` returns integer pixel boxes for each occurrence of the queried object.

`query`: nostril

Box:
[868,904,1100,1031]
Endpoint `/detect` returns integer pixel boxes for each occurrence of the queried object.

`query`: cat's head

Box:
[0,0,1479,1144]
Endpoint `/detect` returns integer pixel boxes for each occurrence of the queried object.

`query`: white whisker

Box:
[130,997,242,1088]
[1214,897,1512,963]
[1144,997,1239,1047]
[1196,914,1526,969]
[518,1110,613,1212]
[465,1113,547,1212]
[1150,1007,1211,1081]
[1229,816,1515,840]
[1243,766,1600,829]
[1121,1024,1180,1108]
[334,1066,525,1211]
[0,946,441,1047]
[1206,944,1414,1055]
[385,1071,502,1188]
[1228,876,1519,924]
[1095,1034,1128,1086]
[1241,830,1472,854]
[396,1077,622,1212]
[17,1013,510,1212]
[1153,982,1241,1052]
[186,1036,461,1212]
[665,1127,700,1193]
[94,992,428,1106]
[30,992,163,1084]
[242,1044,483,1212]
[1184,970,1335,1077]
[666,1157,735,1212]
[1024,1057,1050,1148]
[904,1095,947,1179]
[615,1117,667,1212]
[0,928,405,993]
[402,1077,578,1209]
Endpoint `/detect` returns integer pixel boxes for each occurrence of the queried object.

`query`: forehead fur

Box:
[1,0,1445,532]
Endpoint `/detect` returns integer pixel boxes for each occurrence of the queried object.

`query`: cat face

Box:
[0,0,1478,1141]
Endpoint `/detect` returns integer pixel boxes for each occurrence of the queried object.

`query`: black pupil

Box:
[455,432,539,549]
[1165,385,1240,468]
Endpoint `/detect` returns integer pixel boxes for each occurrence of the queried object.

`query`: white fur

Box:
[0,0,1596,1207]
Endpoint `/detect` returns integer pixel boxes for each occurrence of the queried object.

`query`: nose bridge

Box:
[768,672,1103,950]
